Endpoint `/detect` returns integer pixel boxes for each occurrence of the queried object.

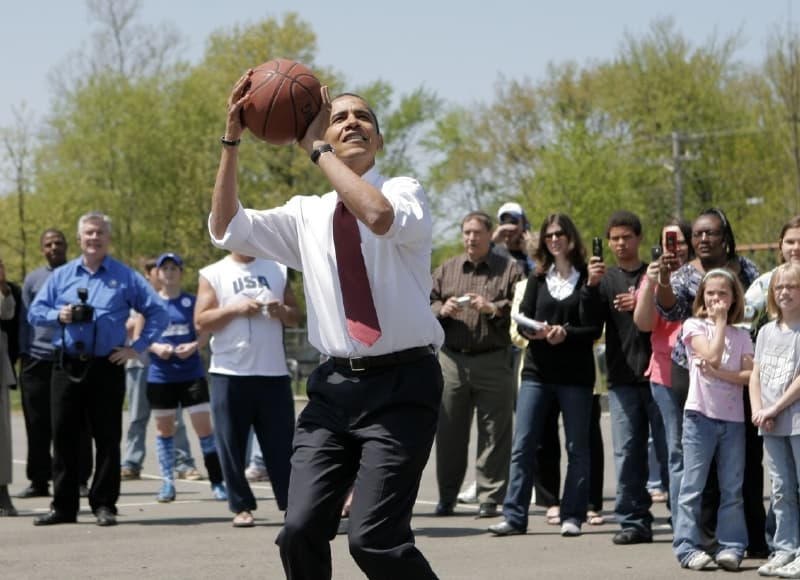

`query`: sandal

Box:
[650,490,668,503]
[587,510,605,525]
[545,506,560,525]
[232,511,255,528]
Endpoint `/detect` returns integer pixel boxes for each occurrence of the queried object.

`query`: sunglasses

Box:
[544,230,567,240]
[501,216,521,226]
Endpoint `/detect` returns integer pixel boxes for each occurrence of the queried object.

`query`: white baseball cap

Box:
[497,202,525,221]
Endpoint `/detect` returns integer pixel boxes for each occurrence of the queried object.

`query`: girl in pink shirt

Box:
[672,268,754,571]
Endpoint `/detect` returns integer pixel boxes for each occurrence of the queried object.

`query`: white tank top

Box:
[199,255,290,376]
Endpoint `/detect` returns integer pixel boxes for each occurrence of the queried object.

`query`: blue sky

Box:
[0,0,795,129]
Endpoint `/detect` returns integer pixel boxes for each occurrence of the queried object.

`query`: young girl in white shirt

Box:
[750,262,800,577]
[672,268,753,571]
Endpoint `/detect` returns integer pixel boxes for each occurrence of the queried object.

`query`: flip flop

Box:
[587,510,605,525]
[545,506,560,525]
[232,511,255,528]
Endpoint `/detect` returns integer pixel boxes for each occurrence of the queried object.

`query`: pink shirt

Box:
[682,317,753,422]
[638,283,681,387]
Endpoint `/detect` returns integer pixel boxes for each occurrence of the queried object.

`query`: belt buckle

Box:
[349,357,367,372]
[78,354,91,362]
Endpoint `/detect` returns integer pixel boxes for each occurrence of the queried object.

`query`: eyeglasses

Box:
[544,230,567,240]
[692,230,723,239]
[774,283,800,293]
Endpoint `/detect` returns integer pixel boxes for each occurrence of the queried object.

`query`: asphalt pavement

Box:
[0,403,772,579]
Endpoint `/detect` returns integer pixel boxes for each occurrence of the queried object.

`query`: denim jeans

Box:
[607,384,654,535]
[502,380,592,529]
[673,411,747,563]
[650,382,684,525]
[122,365,195,471]
[248,431,265,469]
[763,435,800,556]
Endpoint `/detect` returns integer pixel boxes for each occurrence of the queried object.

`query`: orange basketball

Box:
[240,59,322,145]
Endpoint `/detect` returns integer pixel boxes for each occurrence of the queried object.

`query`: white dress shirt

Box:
[209,167,444,358]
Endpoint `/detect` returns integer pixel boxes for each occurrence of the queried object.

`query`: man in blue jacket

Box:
[28,212,167,527]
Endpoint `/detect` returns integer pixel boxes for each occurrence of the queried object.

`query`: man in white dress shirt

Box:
[209,75,444,580]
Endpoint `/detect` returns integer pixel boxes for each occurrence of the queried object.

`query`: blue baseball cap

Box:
[156,252,183,268]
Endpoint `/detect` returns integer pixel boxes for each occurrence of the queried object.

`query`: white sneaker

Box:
[759,553,795,577]
[457,481,478,504]
[776,557,800,579]
[560,520,581,537]
[686,551,713,570]
[716,551,740,571]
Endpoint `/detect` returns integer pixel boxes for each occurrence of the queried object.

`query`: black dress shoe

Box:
[477,502,498,518]
[488,520,525,536]
[95,507,117,527]
[612,528,653,545]
[16,484,49,498]
[33,511,77,526]
[434,500,455,516]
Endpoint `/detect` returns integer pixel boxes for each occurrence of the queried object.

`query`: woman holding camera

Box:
[633,218,692,526]
[488,213,601,538]
[655,207,767,557]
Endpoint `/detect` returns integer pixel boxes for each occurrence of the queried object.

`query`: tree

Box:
[0,106,35,279]
[423,77,542,241]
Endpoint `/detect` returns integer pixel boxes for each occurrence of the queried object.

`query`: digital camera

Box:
[70,288,95,323]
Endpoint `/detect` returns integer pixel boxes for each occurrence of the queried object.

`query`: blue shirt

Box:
[147,292,205,384]
[28,255,168,357]
[19,265,61,360]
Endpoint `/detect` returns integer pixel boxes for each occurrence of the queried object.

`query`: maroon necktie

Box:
[333,200,382,346]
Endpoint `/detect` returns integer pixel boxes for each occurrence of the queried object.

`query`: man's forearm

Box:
[210,146,241,239]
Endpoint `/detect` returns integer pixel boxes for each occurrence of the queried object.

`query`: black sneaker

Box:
[612,528,653,545]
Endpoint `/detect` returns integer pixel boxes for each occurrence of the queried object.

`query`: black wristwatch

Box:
[310,144,335,164]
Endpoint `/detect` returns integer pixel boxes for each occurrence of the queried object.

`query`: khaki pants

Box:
[436,347,514,505]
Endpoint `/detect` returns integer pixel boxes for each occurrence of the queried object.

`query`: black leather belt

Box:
[331,345,435,372]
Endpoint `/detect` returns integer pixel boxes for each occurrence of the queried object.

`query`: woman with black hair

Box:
[633,218,693,527]
[489,213,602,538]
[656,207,767,558]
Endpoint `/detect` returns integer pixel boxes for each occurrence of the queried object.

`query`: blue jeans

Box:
[502,380,592,529]
[248,431,265,469]
[607,384,654,534]
[122,365,195,471]
[673,411,747,563]
[650,382,684,525]
[763,435,800,556]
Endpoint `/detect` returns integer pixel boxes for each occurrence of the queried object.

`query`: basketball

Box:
[240,59,322,145]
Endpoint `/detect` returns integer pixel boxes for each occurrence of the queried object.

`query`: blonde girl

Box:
[749,263,800,577]
[672,268,753,571]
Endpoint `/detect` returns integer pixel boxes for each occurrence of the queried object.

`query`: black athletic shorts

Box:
[147,378,210,410]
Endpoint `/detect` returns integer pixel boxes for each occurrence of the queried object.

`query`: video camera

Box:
[70,287,95,323]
